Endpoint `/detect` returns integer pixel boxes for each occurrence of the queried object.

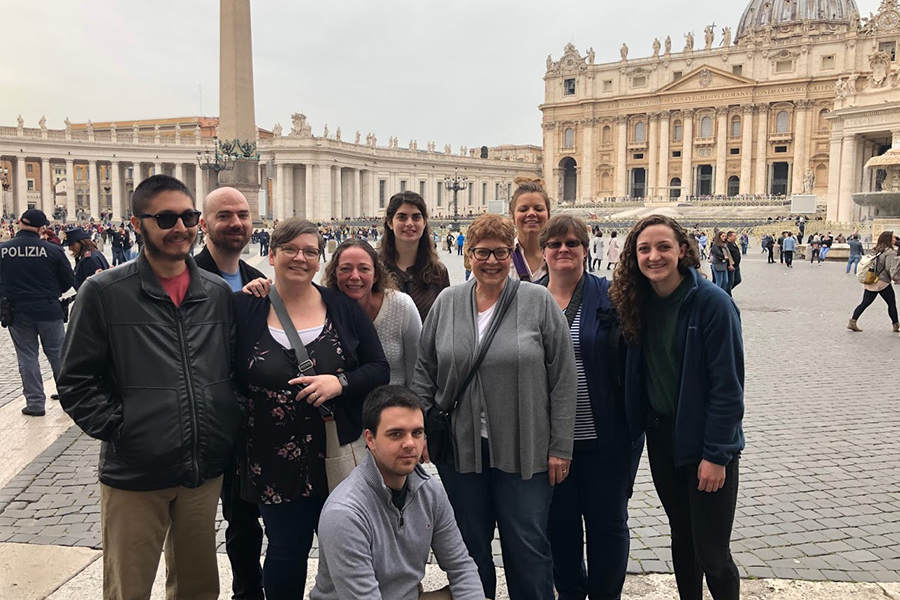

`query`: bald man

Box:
[194,187,266,600]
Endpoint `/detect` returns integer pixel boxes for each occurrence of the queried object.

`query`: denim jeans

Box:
[549,438,644,600]
[112,246,127,266]
[437,438,555,600]
[222,465,264,600]
[8,314,65,412]
[712,268,729,292]
[820,246,830,261]
[730,267,741,290]
[646,419,740,600]
[847,255,861,274]
[258,496,324,600]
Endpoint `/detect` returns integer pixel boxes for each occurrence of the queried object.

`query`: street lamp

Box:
[443,169,468,229]
[196,136,236,173]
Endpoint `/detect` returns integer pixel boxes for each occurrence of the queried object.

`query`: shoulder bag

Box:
[425,279,520,465]
[270,286,366,493]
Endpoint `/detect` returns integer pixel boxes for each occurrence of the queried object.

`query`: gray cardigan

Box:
[411,278,577,480]
[310,452,483,600]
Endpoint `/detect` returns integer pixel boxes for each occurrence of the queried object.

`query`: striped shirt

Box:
[569,306,598,440]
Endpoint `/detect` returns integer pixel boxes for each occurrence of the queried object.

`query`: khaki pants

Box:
[100,476,223,600]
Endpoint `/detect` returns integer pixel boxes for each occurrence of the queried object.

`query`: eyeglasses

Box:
[470,247,513,261]
[278,245,320,260]
[136,210,201,229]
[544,240,583,250]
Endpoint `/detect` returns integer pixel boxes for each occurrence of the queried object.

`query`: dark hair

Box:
[609,215,702,345]
[131,174,194,216]
[271,218,324,253]
[322,238,397,294]
[380,191,443,285]
[72,238,98,258]
[509,176,551,216]
[539,215,590,249]
[362,385,425,435]
[874,230,895,254]
[610,231,617,238]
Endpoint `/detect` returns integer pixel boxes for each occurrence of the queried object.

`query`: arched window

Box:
[727,176,740,197]
[669,177,682,199]
[700,116,713,138]
[564,127,575,148]
[634,121,646,142]
[602,125,611,145]
[731,116,742,137]
[673,121,683,142]
[775,111,790,133]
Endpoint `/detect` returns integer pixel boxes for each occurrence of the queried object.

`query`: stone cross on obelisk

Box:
[217,0,261,221]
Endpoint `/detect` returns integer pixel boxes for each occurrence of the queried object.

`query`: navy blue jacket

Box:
[0,230,74,320]
[625,267,745,466]
[74,251,110,291]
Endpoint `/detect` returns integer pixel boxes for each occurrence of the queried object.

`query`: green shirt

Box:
[642,276,692,416]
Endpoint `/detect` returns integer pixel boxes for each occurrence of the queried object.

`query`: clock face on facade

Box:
[879,10,900,30]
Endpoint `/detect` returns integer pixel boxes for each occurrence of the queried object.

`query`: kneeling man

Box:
[311,385,484,600]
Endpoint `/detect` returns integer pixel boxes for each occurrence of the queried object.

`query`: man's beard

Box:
[208,227,250,253]
[143,229,196,262]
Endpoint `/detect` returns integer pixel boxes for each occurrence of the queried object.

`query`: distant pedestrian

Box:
[258,229,270,256]
[848,231,899,333]
[456,231,465,255]
[606,231,620,270]
[781,232,796,268]
[809,234,821,264]
[820,232,834,261]
[739,232,748,255]
[726,231,742,291]
[709,232,731,292]
[590,230,605,272]
[846,234,863,274]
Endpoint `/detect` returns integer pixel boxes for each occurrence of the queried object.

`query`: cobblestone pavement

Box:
[1,239,899,583]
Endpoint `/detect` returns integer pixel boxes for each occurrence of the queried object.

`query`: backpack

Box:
[857,252,883,285]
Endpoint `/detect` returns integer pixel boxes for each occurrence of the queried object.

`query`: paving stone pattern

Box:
[1,241,899,582]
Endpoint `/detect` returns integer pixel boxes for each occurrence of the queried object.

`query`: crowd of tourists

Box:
[1,174,745,600]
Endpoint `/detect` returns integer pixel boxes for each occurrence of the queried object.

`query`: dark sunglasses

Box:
[137,210,201,230]
[544,240,582,250]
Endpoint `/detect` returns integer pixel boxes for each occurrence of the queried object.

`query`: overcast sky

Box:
[0,0,881,148]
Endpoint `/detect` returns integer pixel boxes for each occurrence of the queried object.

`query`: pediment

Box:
[657,66,755,93]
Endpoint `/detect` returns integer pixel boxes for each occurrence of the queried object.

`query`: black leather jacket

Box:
[58,253,243,491]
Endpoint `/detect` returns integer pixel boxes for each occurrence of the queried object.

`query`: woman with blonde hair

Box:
[508,177,551,282]
[412,213,576,600]
[323,238,422,385]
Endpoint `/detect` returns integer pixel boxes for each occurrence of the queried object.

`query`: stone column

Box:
[284,165,294,218]
[275,163,285,221]
[15,156,27,216]
[316,164,332,220]
[333,167,343,219]
[542,123,555,193]
[154,162,163,177]
[826,136,843,221]
[352,169,362,218]
[837,134,858,223]
[41,158,53,216]
[715,107,728,195]
[133,162,142,186]
[305,164,316,219]
[657,111,670,195]
[680,110,694,197]
[581,118,594,202]
[65,159,75,223]
[175,162,184,183]
[111,160,123,221]
[615,115,628,197]
[790,100,810,195]
[89,160,100,219]
[195,164,207,214]
[647,113,659,200]
[740,105,755,195]
[754,105,769,195]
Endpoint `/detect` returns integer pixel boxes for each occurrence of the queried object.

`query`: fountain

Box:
[853,134,900,238]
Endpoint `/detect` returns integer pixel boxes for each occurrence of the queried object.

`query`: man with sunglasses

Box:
[58,175,243,600]
[195,186,266,600]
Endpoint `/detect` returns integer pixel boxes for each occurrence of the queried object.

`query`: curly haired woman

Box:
[610,215,744,600]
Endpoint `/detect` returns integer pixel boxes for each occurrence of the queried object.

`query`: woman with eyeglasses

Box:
[412,213,576,600]
[323,239,422,386]
[379,191,450,321]
[232,218,389,600]
[536,215,644,600]
[508,177,551,282]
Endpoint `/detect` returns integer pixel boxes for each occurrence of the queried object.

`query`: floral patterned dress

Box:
[238,314,346,504]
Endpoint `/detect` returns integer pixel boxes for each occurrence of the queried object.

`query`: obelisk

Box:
[217,0,261,220]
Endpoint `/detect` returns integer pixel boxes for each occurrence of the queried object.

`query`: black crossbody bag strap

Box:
[441,278,520,415]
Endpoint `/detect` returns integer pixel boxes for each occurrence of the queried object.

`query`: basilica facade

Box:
[541,0,900,222]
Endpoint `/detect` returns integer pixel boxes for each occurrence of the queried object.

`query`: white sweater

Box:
[374,290,422,386]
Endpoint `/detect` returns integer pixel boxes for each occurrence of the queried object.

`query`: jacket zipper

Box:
[176,307,200,486]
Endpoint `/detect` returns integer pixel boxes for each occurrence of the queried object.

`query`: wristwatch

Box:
[337,373,349,389]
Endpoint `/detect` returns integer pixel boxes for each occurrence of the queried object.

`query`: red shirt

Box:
[158,268,191,308]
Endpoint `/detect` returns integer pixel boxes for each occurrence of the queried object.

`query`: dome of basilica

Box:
[735,0,860,41]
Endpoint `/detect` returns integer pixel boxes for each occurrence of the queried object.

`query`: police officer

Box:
[0,209,74,416]
[63,228,110,290]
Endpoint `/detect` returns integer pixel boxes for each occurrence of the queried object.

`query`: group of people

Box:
[1,173,745,600]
